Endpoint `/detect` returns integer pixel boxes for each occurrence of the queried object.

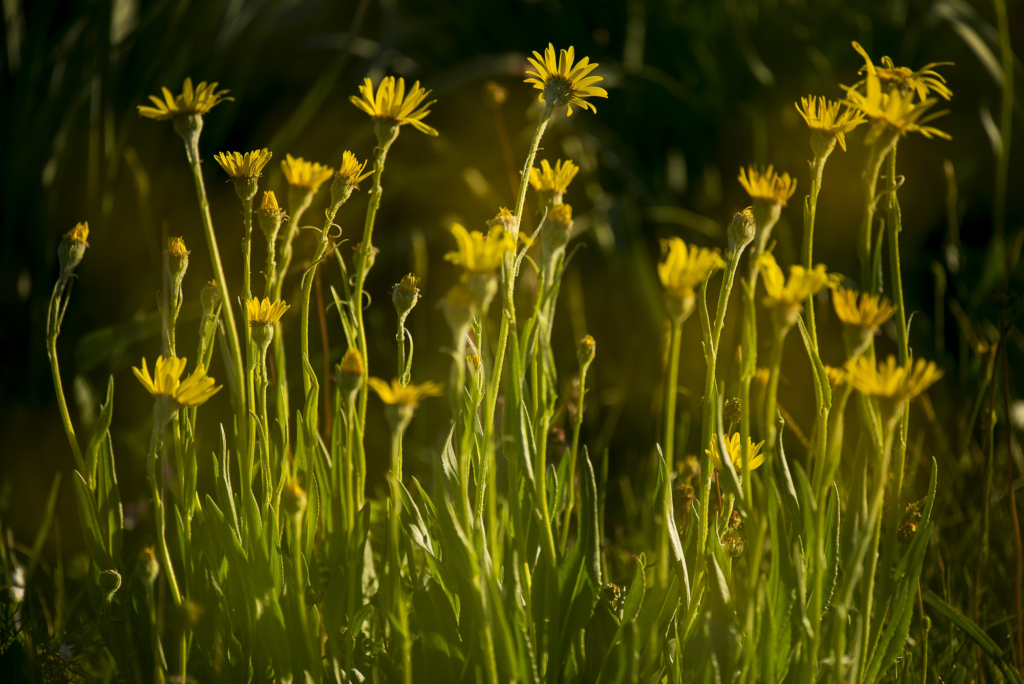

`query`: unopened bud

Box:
[577,334,596,369]
[138,546,160,585]
[339,348,364,401]
[164,236,189,293]
[541,204,573,274]
[723,535,745,558]
[256,191,287,245]
[281,479,308,520]
[727,208,756,256]
[58,222,90,281]
[392,274,421,322]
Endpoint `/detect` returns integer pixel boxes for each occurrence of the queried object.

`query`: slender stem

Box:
[560,359,590,551]
[183,135,245,415]
[387,426,413,684]
[46,282,86,474]
[147,425,182,607]
[994,0,1014,244]
[802,143,834,346]
[764,326,788,465]
[354,136,398,433]
[659,316,683,587]
[857,135,897,292]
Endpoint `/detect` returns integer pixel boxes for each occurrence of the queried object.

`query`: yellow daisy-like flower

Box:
[843,43,950,143]
[843,355,943,403]
[832,287,897,330]
[335,151,374,186]
[794,96,866,152]
[281,154,334,192]
[823,365,846,390]
[368,378,444,406]
[341,347,365,376]
[258,190,282,213]
[66,222,89,243]
[137,78,233,120]
[167,236,189,258]
[246,298,290,325]
[529,159,580,197]
[133,356,221,408]
[444,224,516,275]
[657,237,725,300]
[858,54,953,101]
[214,149,272,179]
[756,252,841,311]
[525,44,608,116]
[350,76,438,136]
[706,432,765,472]
[738,165,797,206]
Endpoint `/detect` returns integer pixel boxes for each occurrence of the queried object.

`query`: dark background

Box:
[1,0,1022,626]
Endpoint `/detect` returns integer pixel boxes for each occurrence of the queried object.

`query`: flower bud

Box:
[577,334,596,369]
[727,208,756,256]
[339,348,364,404]
[541,204,573,276]
[138,546,160,585]
[281,478,307,521]
[201,280,221,318]
[58,223,90,281]
[164,236,189,293]
[256,191,287,245]
[392,274,421,322]
[99,569,121,602]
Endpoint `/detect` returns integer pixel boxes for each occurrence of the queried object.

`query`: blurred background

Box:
[1,0,1022,655]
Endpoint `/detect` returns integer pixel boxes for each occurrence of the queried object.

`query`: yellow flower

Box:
[137,78,233,120]
[214,149,272,179]
[756,252,841,311]
[706,433,765,472]
[444,223,515,274]
[246,298,290,325]
[832,287,897,330]
[167,237,189,258]
[281,154,334,192]
[525,44,608,116]
[529,159,579,197]
[341,348,364,376]
[657,237,725,300]
[335,151,374,186]
[66,222,89,243]
[843,42,950,142]
[368,378,444,406]
[738,165,797,206]
[350,76,438,136]
[843,355,943,402]
[794,96,866,152]
[858,53,953,101]
[133,356,221,408]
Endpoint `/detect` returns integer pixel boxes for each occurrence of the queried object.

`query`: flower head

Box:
[486,207,516,232]
[58,222,90,280]
[281,154,334,192]
[843,355,943,403]
[214,149,272,179]
[658,237,725,301]
[738,165,797,206]
[706,433,765,473]
[133,356,221,408]
[843,43,950,143]
[756,252,841,312]
[529,159,579,203]
[794,96,866,152]
[858,53,953,101]
[444,224,515,275]
[138,78,233,120]
[525,44,608,116]
[330,151,374,209]
[833,287,896,330]
[167,237,189,258]
[368,378,444,406]
[350,76,438,136]
[247,298,290,326]
[393,273,421,320]
[823,365,846,390]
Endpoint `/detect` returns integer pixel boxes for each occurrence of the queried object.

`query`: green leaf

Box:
[72,470,112,569]
[85,376,115,487]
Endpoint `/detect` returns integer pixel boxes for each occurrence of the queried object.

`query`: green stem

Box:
[560,358,590,551]
[147,425,182,607]
[354,135,399,433]
[659,316,683,587]
[182,134,246,423]
[802,144,834,346]
[387,426,413,684]
[856,135,897,292]
[46,280,86,474]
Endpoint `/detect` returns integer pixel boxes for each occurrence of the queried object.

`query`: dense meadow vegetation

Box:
[2,1,1024,682]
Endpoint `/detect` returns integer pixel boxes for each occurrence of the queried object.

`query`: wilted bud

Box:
[339,348,364,402]
[723,397,742,425]
[541,204,574,275]
[281,479,308,520]
[727,208,756,256]
[256,191,287,245]
[728,509,742,531]
[393,273,421,322]
[138,546,160,585]
[201,280,221,318]
[164,236,189,294]
[578,334,596,369]
[723,535,745,558]
[99,569,121,602]
[58,222,90,281]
